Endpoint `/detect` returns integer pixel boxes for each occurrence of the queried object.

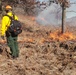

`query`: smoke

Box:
[36,3,62,26]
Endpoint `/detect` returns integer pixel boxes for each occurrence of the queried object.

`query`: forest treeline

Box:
[0,0,70,15]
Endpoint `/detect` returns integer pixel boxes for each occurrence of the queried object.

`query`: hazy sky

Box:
[39,0,76,2]
[39,0,76,18]
[66,0,76,18]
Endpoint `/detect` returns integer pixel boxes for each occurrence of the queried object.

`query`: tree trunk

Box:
[61,3,66,33]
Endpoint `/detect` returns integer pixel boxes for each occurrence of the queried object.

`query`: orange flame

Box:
[39,38,45,44]
[28,16,36,21]
[31,17,35,21]
[19,38,34,43]
[48,31,76,41]
[40,17,47,23]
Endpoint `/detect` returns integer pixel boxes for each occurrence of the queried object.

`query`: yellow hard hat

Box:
[5,5,12,10]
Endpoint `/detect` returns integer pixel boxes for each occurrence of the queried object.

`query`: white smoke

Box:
[36,3,62,26]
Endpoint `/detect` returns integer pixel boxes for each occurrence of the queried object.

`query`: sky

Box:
[66,0,76,18]
[38,0,46,2]
[38,0,76,18]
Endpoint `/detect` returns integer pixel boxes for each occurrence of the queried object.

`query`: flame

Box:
[39,38,45,44]
[31,17,35,21]
[0,40,6,43]
[0,38,34,44]
[23,38,34,43]
[40,17,48,23]
[48,31,76,41]
[18,38,34,43]
[28,16,36,21]
[0,30,75,44]
[41,18,46,21]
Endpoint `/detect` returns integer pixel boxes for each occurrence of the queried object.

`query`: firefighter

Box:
[1,5,19,59]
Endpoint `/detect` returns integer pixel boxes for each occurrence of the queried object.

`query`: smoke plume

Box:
[36,3,62,26]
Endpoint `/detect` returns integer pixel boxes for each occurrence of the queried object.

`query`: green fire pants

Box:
[6,36,19,58]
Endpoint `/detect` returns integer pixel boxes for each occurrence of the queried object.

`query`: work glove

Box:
[1,36,5,40]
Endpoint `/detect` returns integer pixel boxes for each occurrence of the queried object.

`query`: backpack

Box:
[6,15,22,35]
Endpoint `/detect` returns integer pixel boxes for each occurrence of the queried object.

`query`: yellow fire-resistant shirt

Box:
[1,12,18,36]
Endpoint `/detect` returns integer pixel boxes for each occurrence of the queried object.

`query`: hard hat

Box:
[5,5,12,10]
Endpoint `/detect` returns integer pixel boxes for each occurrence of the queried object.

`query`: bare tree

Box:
[58,0,70,33]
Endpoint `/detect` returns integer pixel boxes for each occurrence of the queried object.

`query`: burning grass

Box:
[48,31,76,42]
